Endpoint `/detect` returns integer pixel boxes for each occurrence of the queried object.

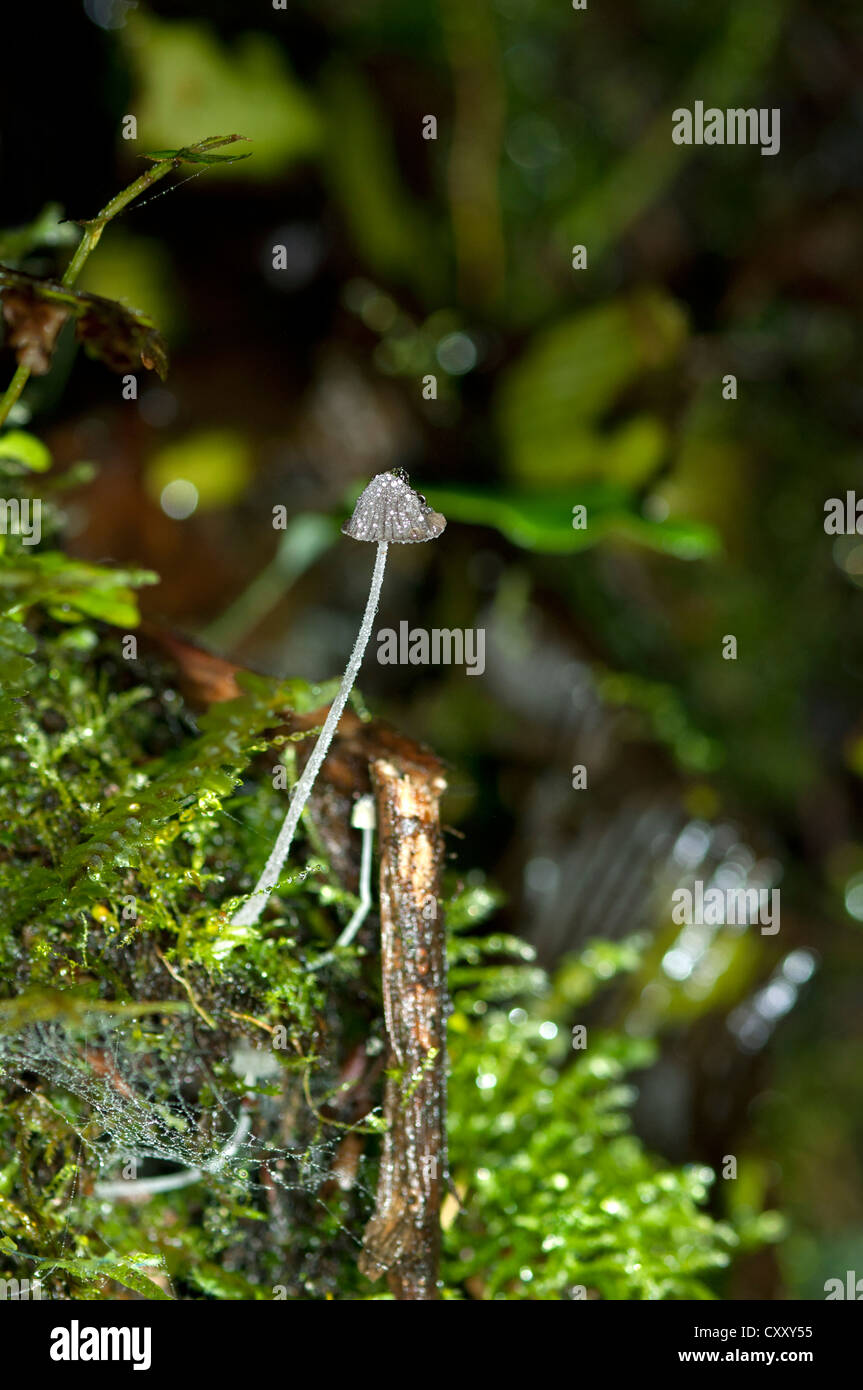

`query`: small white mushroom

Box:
[230,472,446,929]
[341,469,446,544]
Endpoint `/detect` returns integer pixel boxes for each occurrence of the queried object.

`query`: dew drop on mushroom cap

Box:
[342,470,447,544]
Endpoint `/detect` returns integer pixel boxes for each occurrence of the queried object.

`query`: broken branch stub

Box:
[359,754,448,1301]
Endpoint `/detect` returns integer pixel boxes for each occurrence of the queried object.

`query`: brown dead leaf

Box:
[0,267,168,381]
[2,289,69,374]
[74,298,168,381]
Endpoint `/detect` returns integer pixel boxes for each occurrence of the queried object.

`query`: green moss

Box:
[445,934,750,1299]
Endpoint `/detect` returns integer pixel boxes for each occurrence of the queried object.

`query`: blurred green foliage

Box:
[123,12,321,174]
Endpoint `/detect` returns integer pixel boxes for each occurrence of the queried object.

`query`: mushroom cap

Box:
[341,470,447,544]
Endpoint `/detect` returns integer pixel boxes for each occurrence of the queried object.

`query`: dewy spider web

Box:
[0,1009,374,1212]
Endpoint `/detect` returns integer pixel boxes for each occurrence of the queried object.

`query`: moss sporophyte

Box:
[229,471,446,928]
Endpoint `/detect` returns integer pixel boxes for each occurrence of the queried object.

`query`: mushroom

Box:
[230,470,446,928]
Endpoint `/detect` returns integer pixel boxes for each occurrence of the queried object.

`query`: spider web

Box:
[0,1008,377,1295]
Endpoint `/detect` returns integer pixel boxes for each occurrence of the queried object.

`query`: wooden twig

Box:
[358,755,448,1301]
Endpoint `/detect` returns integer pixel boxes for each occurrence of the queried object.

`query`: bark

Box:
[358,755,448,1301]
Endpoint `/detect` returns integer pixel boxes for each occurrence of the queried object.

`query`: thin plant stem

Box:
[334,802,375,949]
[310,796,376,971]
[231,541,389,928]
[0,363,31,427]
[0,159,175,430]
[61,162,175,288]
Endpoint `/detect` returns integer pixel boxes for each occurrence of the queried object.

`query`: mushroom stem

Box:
[230,540,389,928]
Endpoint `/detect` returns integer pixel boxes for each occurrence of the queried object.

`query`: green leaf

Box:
[495,291,687,487]
[0,551,158,626]
[124,11,320,177]
[422,483,720,559]
[0,431,52,473]
[141,134,253,166]
[36,1255,173,1301]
